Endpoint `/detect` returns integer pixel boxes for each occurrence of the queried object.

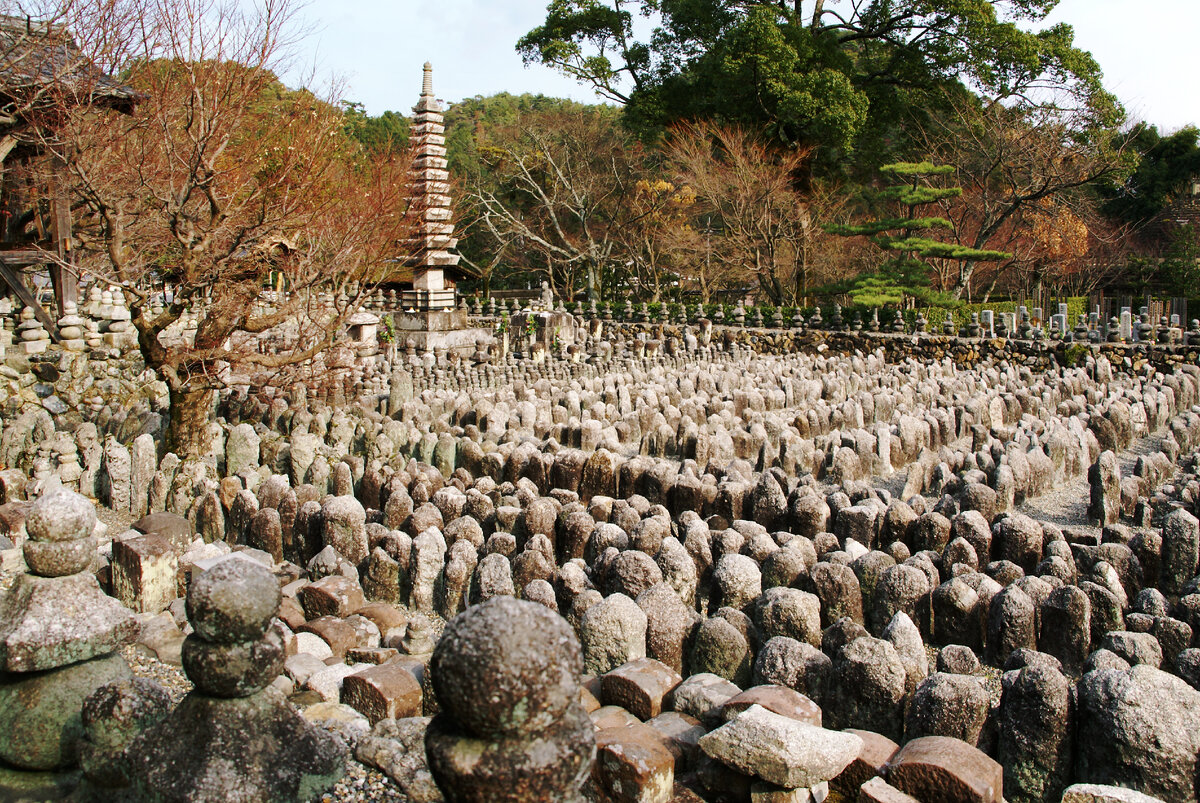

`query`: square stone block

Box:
[111,533,178,614]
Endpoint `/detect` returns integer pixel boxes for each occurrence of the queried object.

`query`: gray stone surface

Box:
[1076,665,1200,802]
[698,703,861,788]
[126,687,347,802]
[0,653,132,771]
[0,571,138,672]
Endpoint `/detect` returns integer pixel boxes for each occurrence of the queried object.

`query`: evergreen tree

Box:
[340,101,410,155]
[1160,224,1200,298]
[826,162,1010,307]
[519,0,1120,172]
[1100,124,1200,227]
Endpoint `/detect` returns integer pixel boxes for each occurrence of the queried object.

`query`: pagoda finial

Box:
[422,62,433,98]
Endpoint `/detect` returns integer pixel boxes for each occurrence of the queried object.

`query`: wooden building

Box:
[0,15,139,339]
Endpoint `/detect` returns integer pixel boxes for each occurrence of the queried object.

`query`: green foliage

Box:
[826,217,953,237]
[877,186,963,206]
[1100,124,1200,225]
[341,101,410,155]
[880,238,1011,262]
[339,92,605,176]
[1062,343,1089,367]
[882,162,956,176]
[519,0,1120,168]
[951,297,1085,329]
[625,7,869,153]
[1160,224,1200,296]
[826,161,1009,309]
[443,92,608,175]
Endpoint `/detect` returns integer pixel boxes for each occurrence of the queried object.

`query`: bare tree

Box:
[919,95,1127,298]
[613,177,696,302]
[464,108,654,300]
[26,0,414,457]
[662,121,842,306]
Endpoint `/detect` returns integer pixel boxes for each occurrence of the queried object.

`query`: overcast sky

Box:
[290,0,1198,132]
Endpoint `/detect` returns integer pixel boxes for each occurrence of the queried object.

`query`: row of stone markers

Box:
[3,297,1199,487]
[61,347,1199,543]
[4,447,1200,800]
[468,295,1200,346]
[5,289,1200,447]
[1,332,1200,798]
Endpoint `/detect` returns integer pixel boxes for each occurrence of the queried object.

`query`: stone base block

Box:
[111,534,178,614]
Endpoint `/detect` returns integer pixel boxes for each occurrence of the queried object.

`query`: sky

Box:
[288,0,1199,132]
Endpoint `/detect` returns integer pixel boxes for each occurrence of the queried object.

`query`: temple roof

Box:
[0,15,142,117]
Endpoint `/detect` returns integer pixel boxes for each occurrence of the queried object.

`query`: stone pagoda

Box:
[404,61,460,309]
[392,62,487,353]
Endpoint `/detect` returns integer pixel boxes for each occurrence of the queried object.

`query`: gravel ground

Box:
[1018,431,1166,530]
[95,503,136,538]
[322,762,406,803]
[120,644,192,703]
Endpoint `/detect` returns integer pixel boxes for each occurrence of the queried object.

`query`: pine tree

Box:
[827,162,1010,308]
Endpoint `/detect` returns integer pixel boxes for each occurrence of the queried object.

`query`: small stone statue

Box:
[1136,311,1153,343]
[425,597,595,802]
[1075,314,1090,343]
[829,303,844,330]
[118,558,346,800]
[1157,316,1172,345]
[0,485,138,794]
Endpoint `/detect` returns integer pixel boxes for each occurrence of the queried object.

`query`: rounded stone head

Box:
[183,558,284,696]
[27,485,97,543]
[186,558,281,644]
[23,486,98,576]
[431,596,584,739]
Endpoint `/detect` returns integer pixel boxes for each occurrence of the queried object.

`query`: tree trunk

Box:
[586,261,598,301]
[954,257,983,300]
[166,384,216,460]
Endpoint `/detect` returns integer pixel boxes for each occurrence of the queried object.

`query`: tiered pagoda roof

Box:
[402,62,463,284]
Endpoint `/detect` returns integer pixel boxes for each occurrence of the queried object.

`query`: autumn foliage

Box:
[28,0,415,456]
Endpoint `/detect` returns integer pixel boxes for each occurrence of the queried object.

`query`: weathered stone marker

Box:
[0,484,136,795]
[425,596,596,802]
[120,557,346,801]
